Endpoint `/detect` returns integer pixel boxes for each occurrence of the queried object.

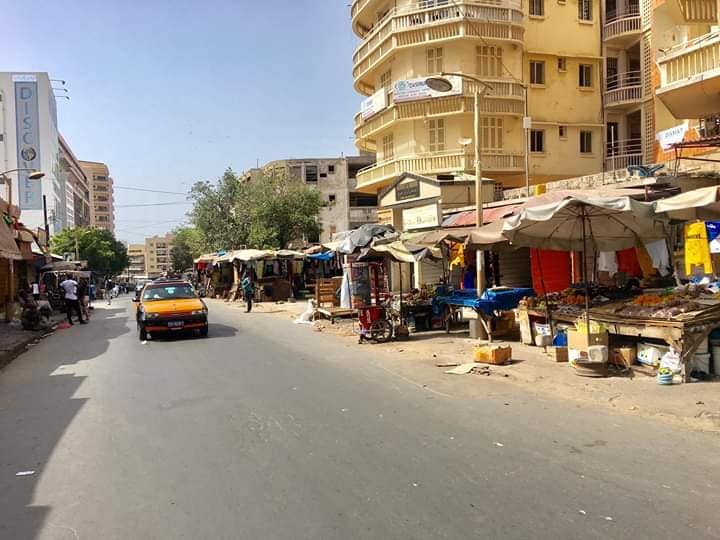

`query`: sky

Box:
[2,0,360,243]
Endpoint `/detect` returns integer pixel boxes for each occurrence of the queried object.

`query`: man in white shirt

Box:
[59,275,86,325]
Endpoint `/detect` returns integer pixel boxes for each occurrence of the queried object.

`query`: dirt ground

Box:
[215,299,720,434]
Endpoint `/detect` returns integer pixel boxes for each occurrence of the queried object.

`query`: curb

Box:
[0,325,58,371]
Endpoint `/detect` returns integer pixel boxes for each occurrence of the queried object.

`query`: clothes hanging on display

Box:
[644,239,671,276]
[635,245,655,278]
[449,244,465,271]
[684,222,713,275]
[597,252,618,274]
[617,248,642,277]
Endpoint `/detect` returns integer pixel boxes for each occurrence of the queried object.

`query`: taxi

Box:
[134,280,208,340]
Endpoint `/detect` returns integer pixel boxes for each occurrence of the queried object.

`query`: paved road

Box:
[0,298,719,539]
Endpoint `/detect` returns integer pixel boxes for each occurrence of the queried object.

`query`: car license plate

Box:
[168,321,184,329]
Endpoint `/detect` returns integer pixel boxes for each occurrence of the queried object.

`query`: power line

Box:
[115,201,192,208]
[114,185,188,195]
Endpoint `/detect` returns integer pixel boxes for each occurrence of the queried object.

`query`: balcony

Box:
[355,149,525,192]
[657,31,720,119]
[603,7,641,46]
[352,1,524,95]
[678,0,717,23]
[605,138,643,172]
[604,71,643,108]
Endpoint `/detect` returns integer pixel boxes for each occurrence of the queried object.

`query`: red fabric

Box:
[616,248,642,277]
[531,249,571,295]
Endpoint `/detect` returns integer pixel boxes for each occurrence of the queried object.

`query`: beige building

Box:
[58,135,91,228]
[127,244,147,277]
[241,155,378,242]
[145,234,174,277]
[79,160,115,233]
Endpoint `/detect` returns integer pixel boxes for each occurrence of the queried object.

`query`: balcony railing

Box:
[678,0,717,22]
[658,31,720,86]
[605,138,643,171]
[604,71,642,106]
[352,1,524,88]
[603,6,641,42]
[356,149,524,189]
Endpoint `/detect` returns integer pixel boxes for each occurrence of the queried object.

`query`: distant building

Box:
[144,234,174,277]
[127,244,146,277]
[241,155,377,243]
[58,135,90,228]
[0,72,65,233]
[79,161,115,233]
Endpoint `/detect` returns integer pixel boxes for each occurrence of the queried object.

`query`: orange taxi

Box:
[134,280,208,340]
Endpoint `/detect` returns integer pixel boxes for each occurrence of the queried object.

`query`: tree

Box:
[170,227,202,272]
[51,227,129,276]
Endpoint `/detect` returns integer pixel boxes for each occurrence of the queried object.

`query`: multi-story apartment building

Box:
[351,0,605,205]
[79,160,115,233]
[58,135,91,228]
[145,234,174,277]
[241,155,378,242]
[127,244,147,277]
[0,72,68,234]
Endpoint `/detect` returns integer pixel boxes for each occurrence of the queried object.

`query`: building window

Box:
[428,119,445,152]
[558,125,567,139]
[530,61,545,85]
[328,194,336,203]
[481,118,504,150]
[305,165,318,183]
[477,46,503,78]
[349,193,378,207]
[557,57,567,72]
[328,165,335,174]
[426,47,444,74]
[380,69,392,96]
[529,0,544,16]
[289,166,302,179]
[530,130,545,153]
[382,133,394,160]
[579,64,593,88]
[580,131,593,153]
[578,0,592,20]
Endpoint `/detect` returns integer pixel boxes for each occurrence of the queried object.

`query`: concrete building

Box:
[242,155,378,243]
[79,161,115,233]
[58,135,91,228]
[145,234,174,277]
[127,244,147,277]
[0,72,67,233]
[351,0,605,201]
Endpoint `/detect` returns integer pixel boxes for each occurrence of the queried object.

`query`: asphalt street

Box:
[0,297,719,539]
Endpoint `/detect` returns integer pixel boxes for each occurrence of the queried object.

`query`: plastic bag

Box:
[659,349,681,373]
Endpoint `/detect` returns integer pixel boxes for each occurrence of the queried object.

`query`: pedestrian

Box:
[78,278,90,321]
[105,278,114,305]
[31,281,40,301]
[59,274,86,325]
[241,268,255,313]
[88,281,96,309]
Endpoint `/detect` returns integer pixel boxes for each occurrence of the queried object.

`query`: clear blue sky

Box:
[2,0,360,243]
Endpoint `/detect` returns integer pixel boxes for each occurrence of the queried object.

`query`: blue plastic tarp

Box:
[432,287,535,316]
[308,252,335,261]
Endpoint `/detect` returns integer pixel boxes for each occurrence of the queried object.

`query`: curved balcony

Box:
[352,1,524,95]
[604,71,642,109]
[605,138,643,172]
[603,8,641,47]
[355,149,525,192]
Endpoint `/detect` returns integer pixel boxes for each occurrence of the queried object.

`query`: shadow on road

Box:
[0,304,130,539]
[147,322,238,342]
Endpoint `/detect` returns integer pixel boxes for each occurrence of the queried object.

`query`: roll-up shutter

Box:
[498,247,532,288]
[419,259,445,287]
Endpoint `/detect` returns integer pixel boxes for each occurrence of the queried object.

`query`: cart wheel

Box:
[370,320,392,343]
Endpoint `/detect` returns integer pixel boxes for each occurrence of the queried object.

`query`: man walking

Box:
[60,275,86,325]
[241,268,255,313]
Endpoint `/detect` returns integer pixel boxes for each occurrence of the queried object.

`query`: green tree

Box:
[170,227,202,272]
[51,227,129,276]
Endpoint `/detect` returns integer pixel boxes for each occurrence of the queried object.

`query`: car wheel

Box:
[199,324,209,337]
[138,322,148,341]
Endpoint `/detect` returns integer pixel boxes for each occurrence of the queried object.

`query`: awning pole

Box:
[581,205,591,338]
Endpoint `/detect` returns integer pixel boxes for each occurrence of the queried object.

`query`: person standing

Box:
[78,278,90,321]
[105,278,115,305]
[60,275,86,325]
[241,269,255,313]
[31,281,40,301]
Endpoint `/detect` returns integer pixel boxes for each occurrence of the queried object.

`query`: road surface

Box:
[0,298,719,539]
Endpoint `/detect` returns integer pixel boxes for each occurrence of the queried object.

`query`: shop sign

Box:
[402,203,439,231]
[656,121,689,151]
[14,75,42,210]
[393,75,462,103]
[360,88,387,120]
[396,179,420,201]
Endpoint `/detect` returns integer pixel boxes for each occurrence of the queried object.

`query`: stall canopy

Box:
[0,218,22,260]
[336,224,398,254]
[654,185,720,221]
[464,220,516,251]
[358,239,440,264]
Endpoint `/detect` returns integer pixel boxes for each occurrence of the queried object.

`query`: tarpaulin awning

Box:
[358,239,441,263]
[336,224,398,254]
[403,227,475,246]
[654,186,720,221]
[308,251,336,261]
[194,253,217,264]
[464,220,516,251]
[0,219,22,261]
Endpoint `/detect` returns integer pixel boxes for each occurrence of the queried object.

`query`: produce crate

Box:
[474,345,512,365]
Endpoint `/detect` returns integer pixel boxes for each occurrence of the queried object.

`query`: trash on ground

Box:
[15,471,35,476]
[445,363,491,375]
[494,442,504,447]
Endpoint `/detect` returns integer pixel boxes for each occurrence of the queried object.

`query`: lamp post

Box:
[426,73,492,298]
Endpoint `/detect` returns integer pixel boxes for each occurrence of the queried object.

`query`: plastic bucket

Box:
[657,373,674,385]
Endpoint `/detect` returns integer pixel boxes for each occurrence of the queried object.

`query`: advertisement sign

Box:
[402,203,440,231]
[14,76,42,210]
[393,75,462,103]
[656,121,689,151]
[361,88,387,120]
[396,179,420,201]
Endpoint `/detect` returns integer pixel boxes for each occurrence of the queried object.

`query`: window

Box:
[289,165,302,179]
[426,47,444,74]
[328,165,335,174]
[305,165,318,183]
[530,130,545,153]
[558,125,567,139]
[530,61,545,85]
[477,46,503,78]
[380,69,392,94]
[580,131,593,153]
[578,0,592,20]
[328,194,336,203]
[529,0,544,16]
[382,133,394,160]
[481,118,504,150]
[349,193,378,207]
[579,64,593,88]
[557,57,567,72]
[428,119,445,152]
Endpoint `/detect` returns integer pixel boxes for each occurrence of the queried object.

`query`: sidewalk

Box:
[0,312,70,370]
[217,298,720,434]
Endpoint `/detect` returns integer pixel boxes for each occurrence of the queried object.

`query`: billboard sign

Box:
[393,75,462,103]
[361,88,387,120]
[13,74,42,210]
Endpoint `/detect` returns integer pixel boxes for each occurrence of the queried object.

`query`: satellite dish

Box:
[458,138,473,146]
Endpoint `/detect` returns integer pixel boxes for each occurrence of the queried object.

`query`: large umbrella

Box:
[503,196,668,333]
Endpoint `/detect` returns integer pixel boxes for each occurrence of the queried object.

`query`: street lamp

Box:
[0,168,46,206]
[426,73,492,298]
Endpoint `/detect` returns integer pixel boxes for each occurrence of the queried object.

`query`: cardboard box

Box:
[474,345,512,365]
[547,346,568,363]
[609,346,636,367]
[567,329,609,352]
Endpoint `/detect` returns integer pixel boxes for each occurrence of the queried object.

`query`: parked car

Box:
[134,280,208,340]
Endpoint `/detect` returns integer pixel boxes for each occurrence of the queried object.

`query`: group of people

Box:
[59,275,93,325]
